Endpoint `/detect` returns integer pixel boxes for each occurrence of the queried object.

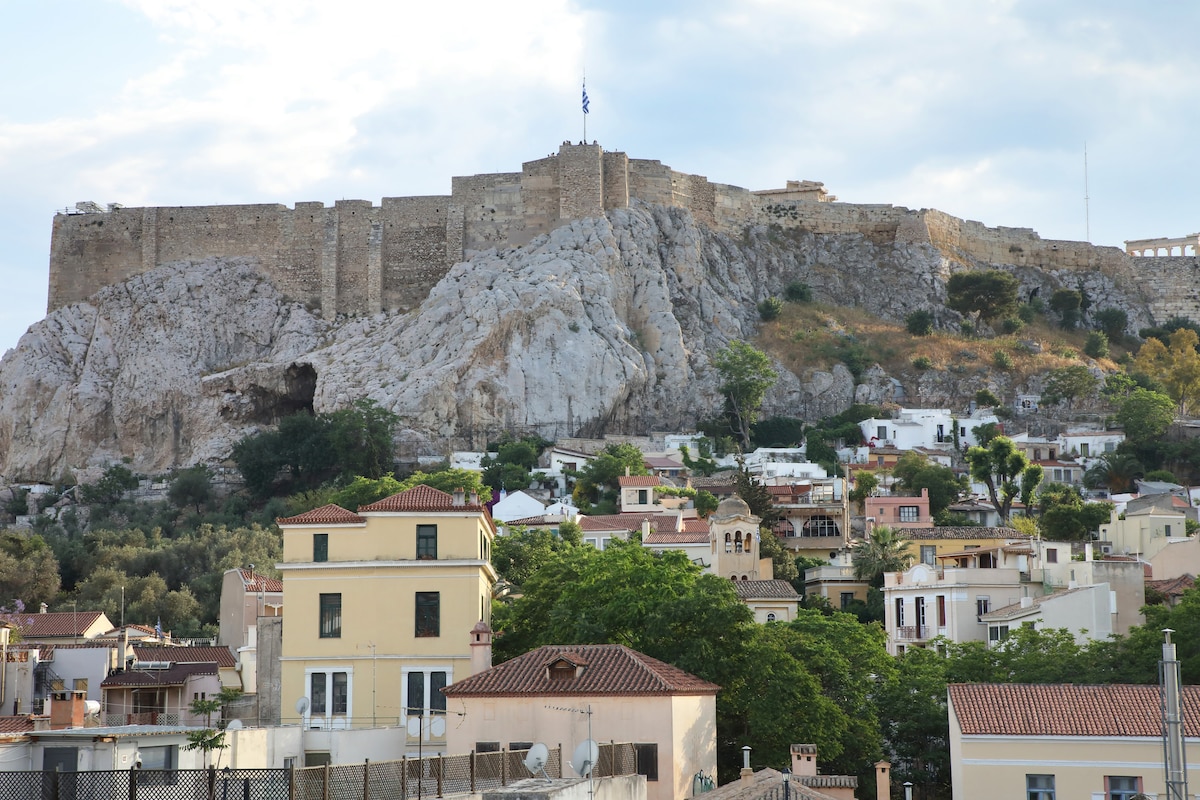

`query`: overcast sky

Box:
[2,1,1197,356]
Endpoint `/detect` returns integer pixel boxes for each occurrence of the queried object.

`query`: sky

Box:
[2,0,1198,356]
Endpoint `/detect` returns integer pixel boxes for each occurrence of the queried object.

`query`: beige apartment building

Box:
[276,486,496,762]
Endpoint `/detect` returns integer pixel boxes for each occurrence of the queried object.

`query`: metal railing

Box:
[0,743,639,800]
[895,625,932,641]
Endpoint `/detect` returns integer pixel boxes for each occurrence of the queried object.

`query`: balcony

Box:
[895,625,933,642]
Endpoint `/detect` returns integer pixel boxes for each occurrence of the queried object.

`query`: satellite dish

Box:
[523,742,550,776]
[226,719,243,731]
[295,697,310,716]
[572,739,599,777]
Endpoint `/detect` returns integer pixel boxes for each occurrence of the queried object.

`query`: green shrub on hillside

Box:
[905,310,935,336]
[758,297,784,321]
[1083,331,1109,359]
[993,350,1013,370]
[784,282,813,302]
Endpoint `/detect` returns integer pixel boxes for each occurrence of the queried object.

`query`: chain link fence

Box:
[0,744,637,800]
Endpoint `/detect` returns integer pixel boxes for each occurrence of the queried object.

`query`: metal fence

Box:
[0,744,638,800]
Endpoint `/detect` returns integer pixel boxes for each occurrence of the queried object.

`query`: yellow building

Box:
[949,683,1200,800]
[276,486,496,760]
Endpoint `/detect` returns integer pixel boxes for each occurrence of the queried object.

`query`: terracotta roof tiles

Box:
[276,504,365,526]
[731,580,802,600]
[444,644,719,697]
[239,570,283,593]
[359,485,488,513]
[904,526,1028,541]
[133,645,236,668]
[949,683,1200,737]
[101,662,218,688]
[16,611,107,639]
[644,530,710,545]
[618,475,662,488]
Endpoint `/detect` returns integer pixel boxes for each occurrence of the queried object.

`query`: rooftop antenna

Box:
[1161,629,1189,800]
[1084,143,1091,243]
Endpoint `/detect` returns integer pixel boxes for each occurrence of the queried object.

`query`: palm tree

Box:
[1083,452,1144,494]
[852,526,915,587]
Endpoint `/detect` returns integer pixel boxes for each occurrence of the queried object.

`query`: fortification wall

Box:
[47,141,1200,327]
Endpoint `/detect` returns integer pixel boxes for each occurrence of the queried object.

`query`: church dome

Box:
[715,496,752,517]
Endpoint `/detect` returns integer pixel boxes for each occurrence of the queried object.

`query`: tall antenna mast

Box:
[1161,628,1189,800]
[1084,143,1091,242]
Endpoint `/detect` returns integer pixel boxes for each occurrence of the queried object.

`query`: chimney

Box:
[875,761,892,800]
[642,518,652,539]
[1021,596,1033,608]
[1085,542,1094,562]
[469,620,493,676]
[470,491,480,507]
[453,488,465,507]
[790,744,818,777]
[49,690,86,730]
[740,746,753,782]
[38,603,47,614]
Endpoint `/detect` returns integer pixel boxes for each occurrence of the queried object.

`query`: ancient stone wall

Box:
[46,141,1200,327]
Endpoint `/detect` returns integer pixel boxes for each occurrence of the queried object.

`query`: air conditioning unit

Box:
[1100,544,1113,555]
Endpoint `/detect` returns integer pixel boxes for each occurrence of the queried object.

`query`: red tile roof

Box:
[731,580,802,600]
[0,716,34,733]
[444,644,719,697]
[359,485,488,513]
[16,611,108,639]
[904,527,1028,541]
[643,457,684,470]
[101,662,217,688]
[1147,574,1195,597]
[644,530,710,546]
[579,513,694,534]
[682,518,709,533]
[276,504,365,526]
[950,683,1200,737]
[239,569,283,593]
[133,645,236,668]
[618,475,661,488]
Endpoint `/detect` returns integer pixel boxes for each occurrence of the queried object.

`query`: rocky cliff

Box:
[0,203,1157,482]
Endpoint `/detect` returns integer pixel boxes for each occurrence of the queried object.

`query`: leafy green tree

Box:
[905,310,935,336]
[570,443,647,513]
[849,472,878,515]
[169,466,213,513]
[784,282,812,302]
[1134,328,1200,415]
[712,341,778,449]
[557,519,583,546]
[1040,365,1099,408]
[327,475,406,510]
[679,441,720,477]
[751,416,807,448]
[966,436,1043,524]
[758,297,783,321]
[491,527,576,588]
[1117,388,1176,445]
[733,467,781,526]
[0,533,60,609]
[1035,483,1113,541]
[395,469,492,502]
[1093,308,1128,343]
[326,399,400,480]
[758,528,798,583]
[891,452,966,517]
[974,388,1000,408]
[876,648,951,798]
[1049,288,1082,330]
[851,527,913,587]
[79,464,140,506]
[946,270,1019,323]
[1083,331,1109,359]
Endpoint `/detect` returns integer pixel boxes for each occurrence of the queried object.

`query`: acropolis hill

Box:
[48,141,1200,323]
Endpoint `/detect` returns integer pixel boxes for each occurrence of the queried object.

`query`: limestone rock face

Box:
[0,204,1162,482]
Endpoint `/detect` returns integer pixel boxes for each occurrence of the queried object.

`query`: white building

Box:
[859,408,1001,452]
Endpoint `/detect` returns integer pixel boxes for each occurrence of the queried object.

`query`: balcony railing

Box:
[895,625,932,641]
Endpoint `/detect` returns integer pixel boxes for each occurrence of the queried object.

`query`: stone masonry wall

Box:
[46,141,1200,326]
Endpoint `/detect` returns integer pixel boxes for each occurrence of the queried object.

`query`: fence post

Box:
[501,749,507,786]
[323,762,330,800]
[435,756,443,798]
[470,751,476,793]
[51,768,59,800]
[128,765,137,800]
[207,765,216,800]
[288,764,296,800]
[363,759,370,800]
[401,757,406,799]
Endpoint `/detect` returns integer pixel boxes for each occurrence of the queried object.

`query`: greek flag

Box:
[582,84,590,114]
[155,617,162,638]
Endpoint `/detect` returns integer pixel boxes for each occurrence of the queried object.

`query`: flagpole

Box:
[582,75,588,142]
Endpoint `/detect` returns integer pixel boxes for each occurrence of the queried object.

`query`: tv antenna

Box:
[524,742,551,779]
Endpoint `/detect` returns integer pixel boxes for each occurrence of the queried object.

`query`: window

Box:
[916,597,926,630]
[920,545,936,565]
[319,594,341,638]
[73,678,87,693]
[313,533,328,562]
[416,592,440,637]
[976,596,990,618]
[638,489,648,504]
[1105,441,1115,453]
[1081,443,1090,457]
[332,672,348,714]
[989,625,1009,643]
[936,595,946,627]
[876,425,887,440]
[137,745,179,785]
[634,743,659,781]
[476,742,500,753]
[1033,449,1042,461]
[1106,776,1141,800]
[801,516,841,537]
[895,598,905,627]
[311,671,326,712]
[309,671,349,715]
[766,612,776,622]
[1046,548,1057,563]
[840,592,854,610]
[936,424,945,443]
[1165,524,1173,537]
[899,506,919,523]
[417,525,437,560]
[1026,774,1055,800]
[405,670,450,718]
